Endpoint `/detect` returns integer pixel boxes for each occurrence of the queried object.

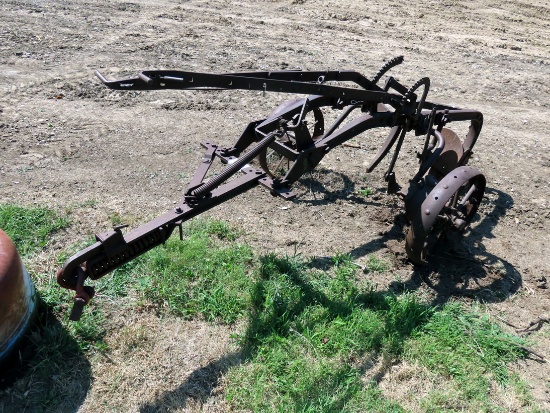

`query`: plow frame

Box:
[57,57,485,320]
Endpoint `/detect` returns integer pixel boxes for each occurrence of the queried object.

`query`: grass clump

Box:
[105,219,253,324]
[406,303,529,408]
[358,187,373,197]
[0,203,70,256]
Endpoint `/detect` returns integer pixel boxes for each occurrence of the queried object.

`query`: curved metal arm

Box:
[371,55,404,85]
[404,77,430,116]
[412,129,446,181]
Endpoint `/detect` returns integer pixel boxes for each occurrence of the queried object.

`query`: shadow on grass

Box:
[137,185,520,411]
[138,255,428,412]
[0,299,92,413]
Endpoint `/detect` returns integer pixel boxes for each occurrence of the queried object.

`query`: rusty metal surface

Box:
[405,166,486,264]
[429,128,464,177]
[57,57,487,319]
[0,229,36,363]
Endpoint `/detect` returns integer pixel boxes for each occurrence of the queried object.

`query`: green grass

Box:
[223,254,533,412]
[364,255,389,273]
[0,204,106,351]
[358,188,373,197]
[225,254,429,411]
[101,219,252,324]
[0,202,77,315]
[0,203,70,256]
[0,205,539,412]
[406,303,530,410]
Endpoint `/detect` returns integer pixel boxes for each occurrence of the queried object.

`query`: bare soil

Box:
[1,0,549,411]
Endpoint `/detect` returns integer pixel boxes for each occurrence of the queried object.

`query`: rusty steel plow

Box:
[57,57,486,320]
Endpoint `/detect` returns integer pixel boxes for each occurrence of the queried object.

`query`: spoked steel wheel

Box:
[258,99,324,180]
[405,166,486,264]
[258,140,295,179]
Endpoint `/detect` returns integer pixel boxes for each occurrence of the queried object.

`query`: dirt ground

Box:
[1,0,549,411]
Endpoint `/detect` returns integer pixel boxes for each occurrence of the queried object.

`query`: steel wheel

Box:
[258,99,324,180]
[258,142,294,179]
[405,166,486,264]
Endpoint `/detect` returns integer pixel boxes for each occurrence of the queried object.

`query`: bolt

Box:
[425,209,430,215]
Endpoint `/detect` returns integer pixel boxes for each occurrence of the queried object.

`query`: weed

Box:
[63,199,98,214]
[365,255,389,273]
[332,251,353,267]
[358,187,373,197]
[80,199,98,208]
[109,211,123,226]
[200,219,241,241]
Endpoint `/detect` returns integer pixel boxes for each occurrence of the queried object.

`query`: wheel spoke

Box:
[273,156,285,174]
[459,184,476,206]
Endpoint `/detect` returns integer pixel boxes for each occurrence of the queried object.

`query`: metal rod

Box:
[191,132,277,198]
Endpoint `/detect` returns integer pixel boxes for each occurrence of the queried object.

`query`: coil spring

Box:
[191,132,277,198]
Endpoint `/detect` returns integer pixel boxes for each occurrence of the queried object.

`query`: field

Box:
[0,0,549,411]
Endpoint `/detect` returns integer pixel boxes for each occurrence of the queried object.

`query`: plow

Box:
[56,56,486,321]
